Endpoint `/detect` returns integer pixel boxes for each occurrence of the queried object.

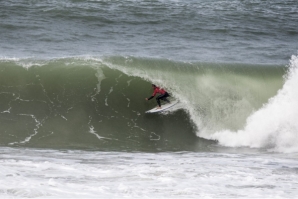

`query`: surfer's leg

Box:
[161,93,170,103]
[164,98,170,103]
[156,96,162,107]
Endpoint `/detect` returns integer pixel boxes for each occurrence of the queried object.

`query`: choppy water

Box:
[0,0,298,198]
[1,0,297,63]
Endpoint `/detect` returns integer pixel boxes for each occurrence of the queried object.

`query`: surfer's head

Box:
[152,84,156,88]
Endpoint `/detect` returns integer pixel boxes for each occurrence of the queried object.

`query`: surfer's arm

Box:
[147,96,154,100]
[146,90,157,100]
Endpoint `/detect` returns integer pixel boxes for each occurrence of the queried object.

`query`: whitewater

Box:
[212,55,298,153]
[0,0,298,198]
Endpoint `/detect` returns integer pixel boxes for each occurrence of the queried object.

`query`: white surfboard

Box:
[145,100,179,113]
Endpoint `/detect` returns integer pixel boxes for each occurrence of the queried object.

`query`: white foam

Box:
[9,114,42,146]
[211,55,298,153]
[88,124,113,141]
[94,68,106,93]
[1,148,298,198]
[88,125,105,140]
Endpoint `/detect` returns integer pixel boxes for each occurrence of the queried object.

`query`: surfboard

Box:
[145,100,179,113]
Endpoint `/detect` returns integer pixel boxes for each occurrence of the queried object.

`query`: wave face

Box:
[0,57,286,151]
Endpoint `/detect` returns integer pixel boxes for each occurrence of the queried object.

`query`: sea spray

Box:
[211,55,298,153]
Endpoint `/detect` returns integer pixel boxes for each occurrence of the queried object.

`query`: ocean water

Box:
[0,0,298,198]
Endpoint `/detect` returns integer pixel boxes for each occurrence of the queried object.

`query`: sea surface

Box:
[0,0,298,198]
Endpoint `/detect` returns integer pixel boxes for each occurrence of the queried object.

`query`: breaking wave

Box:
[211,55,298,153]
[0,55,291,152]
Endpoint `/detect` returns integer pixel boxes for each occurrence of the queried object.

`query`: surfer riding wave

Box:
[146,84,170,109]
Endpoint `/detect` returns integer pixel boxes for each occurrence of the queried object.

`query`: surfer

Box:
[145,84,170,109]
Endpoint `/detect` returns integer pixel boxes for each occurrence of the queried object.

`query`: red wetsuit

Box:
[152,87,166,96]
[147,87,170,107]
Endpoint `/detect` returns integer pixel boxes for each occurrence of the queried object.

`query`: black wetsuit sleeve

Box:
[147,96,154,100]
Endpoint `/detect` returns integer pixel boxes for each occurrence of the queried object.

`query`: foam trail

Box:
[9,114,41,145]
[211,55,298,153]
[89,126,114,141]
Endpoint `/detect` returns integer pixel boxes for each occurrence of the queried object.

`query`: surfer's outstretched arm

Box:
[146,96,154,100]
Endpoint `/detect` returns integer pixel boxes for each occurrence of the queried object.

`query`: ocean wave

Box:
[0,56,287,151]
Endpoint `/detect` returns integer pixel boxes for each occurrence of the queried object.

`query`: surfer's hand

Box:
[145,98,148,100]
